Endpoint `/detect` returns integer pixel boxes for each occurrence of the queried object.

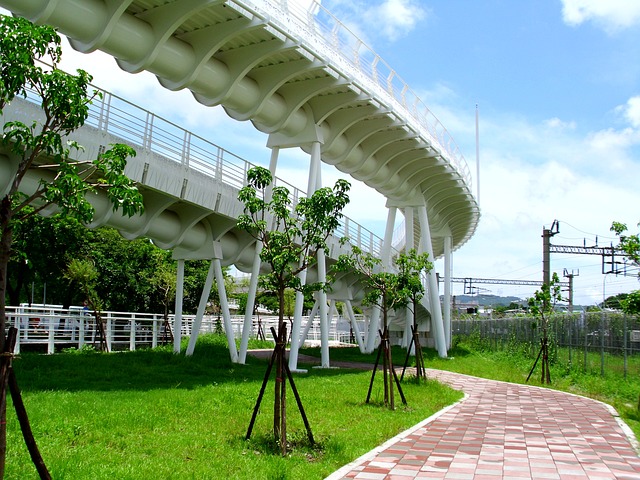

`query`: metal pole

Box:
[543,228,551,287]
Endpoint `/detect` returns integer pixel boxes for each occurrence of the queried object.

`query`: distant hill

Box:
[449,294,525,306]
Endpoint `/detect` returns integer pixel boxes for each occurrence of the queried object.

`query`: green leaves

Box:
[610,221,640,315]
[611,221,640,267]
[237,166,351,312]
[620,290,640,315]
[334,248,431,314]
[96,144,143,218]
[39,68,93,135]
[0,15,60,112]
[0,15,144,226]
[527,272,563,321]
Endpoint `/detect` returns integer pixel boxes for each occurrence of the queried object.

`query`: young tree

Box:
[0,14,143,335]
[611,221,640,315]
[64,258,108,351]
[396,249,433,382]
[611,221,640,409]
[526,272,563,384]
[0,15,144,477]
[150,260,177,344]
[334,246,428,409]
[7,208,92,306]
[238,165,349,454]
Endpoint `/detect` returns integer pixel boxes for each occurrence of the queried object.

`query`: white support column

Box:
[366,206,396,352]
[317,248,330,367]
[173,259,185,354]
[300,299,319,345]
[238,241,263,364]
[213,257,239,362]
[307,141,321,194]
[444,234,453,349]
[186,260,215,356]
[403,207,414,350]
[365,306,381,353]
[265,146,279,201]
[381,206,397,266]
[418,205,447,358]
[345,300,365,353]
[289,140,322,371]
[288,268,307,372]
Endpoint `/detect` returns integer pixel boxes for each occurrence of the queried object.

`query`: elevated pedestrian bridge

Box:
[0,0,480,367]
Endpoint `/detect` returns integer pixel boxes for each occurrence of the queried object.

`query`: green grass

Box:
[7,335,461,479]
[11,335,640,478]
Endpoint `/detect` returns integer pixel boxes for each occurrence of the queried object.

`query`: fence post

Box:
[13,314,20,355]
[623,313,628,379]
[568,314,572,366]
[129,315,136,351]
[79,315,85,349]
[600,311,605,376]
[152,315,158,349]
[107,313,113,352]
[47,314,55,354]
[583,312,588,373]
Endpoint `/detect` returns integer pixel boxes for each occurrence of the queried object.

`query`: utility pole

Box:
[563,268,579,312]
[542,220,560,287]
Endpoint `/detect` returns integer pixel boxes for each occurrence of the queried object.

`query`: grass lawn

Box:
[7,335,461,479]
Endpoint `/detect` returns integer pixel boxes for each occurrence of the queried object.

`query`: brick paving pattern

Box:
[327,369,640,480]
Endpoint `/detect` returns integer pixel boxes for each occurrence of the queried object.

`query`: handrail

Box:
[238,0,473,188]
[17,74,384,256]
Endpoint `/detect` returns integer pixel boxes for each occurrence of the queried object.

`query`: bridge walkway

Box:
[0,0,482,366]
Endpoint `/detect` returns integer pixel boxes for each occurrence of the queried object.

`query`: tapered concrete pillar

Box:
[213,256,239,362]
[417,205,447,358]
[345,299,365,353]
[365,206,397,352]
[443,234,453,348]
[186,260,215,356]
[317,247,330,367]
[173,259,185,354]
[288,267,308,371]
[403,207,414,350]
[300,299,319,344]
[290,140,324,371]
[238,241,263,364]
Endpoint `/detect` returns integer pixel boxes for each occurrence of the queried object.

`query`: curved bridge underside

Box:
[0,0,480,363]
[3,0,479,257]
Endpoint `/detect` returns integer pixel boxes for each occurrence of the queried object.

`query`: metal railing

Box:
[7,305,362,354]
[16,76,385,256]
[239,0,473,189]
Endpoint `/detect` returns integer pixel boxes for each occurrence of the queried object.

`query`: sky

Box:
[4,0,640,306]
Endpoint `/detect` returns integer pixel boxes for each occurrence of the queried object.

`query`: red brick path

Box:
[327,369,640,480]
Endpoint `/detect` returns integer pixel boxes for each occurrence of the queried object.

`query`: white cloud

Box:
[617,95,640,127]
[325,0,428,42]
[561,0,640,32]
[363,0,428,42]
[545,117,577,130]
[434,93,640,304]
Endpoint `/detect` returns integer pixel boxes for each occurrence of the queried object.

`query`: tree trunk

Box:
[0,196,14,350]
[0,196,15,478]
[274,288,287,453]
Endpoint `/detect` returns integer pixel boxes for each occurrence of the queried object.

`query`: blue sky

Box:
[7,0,640,305]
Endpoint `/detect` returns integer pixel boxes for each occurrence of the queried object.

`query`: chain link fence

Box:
[452,311,640,378]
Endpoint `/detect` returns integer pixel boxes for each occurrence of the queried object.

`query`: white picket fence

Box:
[6,305,360,354]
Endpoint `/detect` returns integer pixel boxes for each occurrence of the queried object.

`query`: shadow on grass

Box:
[300,343,475,366]
[13,334,383,393]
